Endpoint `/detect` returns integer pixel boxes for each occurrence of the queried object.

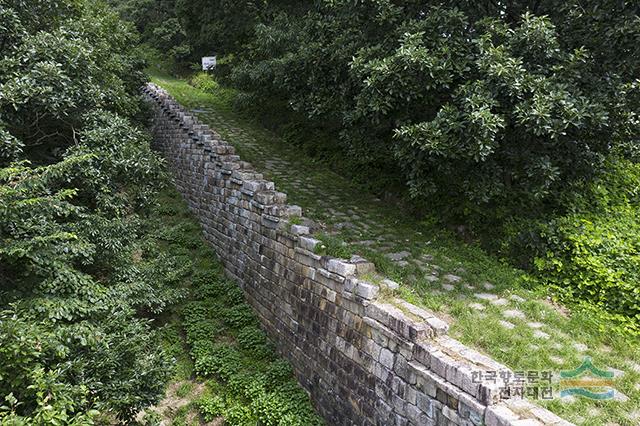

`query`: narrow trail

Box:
[197,108,414,256]
[151,73,640,425]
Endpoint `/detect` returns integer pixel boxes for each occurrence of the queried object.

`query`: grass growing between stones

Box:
[149,68,640,425]
[137,186,322,426]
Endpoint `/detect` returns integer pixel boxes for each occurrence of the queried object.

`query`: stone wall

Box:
[143,83,571,426]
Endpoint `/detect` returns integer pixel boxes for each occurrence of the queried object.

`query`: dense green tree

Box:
[223,1,640,222]
[116,1,639,217]
[0,0,181,422]
[109,0,192,65]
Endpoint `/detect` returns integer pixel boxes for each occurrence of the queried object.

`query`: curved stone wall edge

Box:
[143,83,572,426]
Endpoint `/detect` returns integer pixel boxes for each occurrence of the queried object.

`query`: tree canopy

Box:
[0,0,180,422]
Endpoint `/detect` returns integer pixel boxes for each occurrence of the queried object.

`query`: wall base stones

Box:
[143,83,572,426]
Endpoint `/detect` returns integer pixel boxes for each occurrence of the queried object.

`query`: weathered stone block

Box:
[298,236,320,252]
[425,317,449,336]
[381,278,400,291]
[379,348,395,369]
[356,281,379,300]
[290,224,310,235]
[485,405,521,426]
[327,258,357,277]
[350,255,376,275]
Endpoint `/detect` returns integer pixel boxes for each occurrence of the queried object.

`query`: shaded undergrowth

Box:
[137,188,322,426]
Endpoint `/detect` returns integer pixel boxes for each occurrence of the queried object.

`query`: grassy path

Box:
[150,69,640,425]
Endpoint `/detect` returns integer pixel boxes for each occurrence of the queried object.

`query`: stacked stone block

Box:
[143,83,572,426]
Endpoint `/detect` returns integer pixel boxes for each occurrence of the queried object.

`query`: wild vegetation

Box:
[0,0,319,423]
[113,0,640,334]
[138,189,323,426]
[0,0,173,422]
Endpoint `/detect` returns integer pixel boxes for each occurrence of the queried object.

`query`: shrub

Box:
[140,410,164,426]
[227,372,266,400]
[237,326,274,360]
[191,72,220,93]
[191,270,228,297]
[194,345,242,380]
[533,160,640,333]
[477,155,640,335]
[263,360,294,389]
[512,160,640,333]
[223,403,255,426]
[198,395,225,422]
[251,392,292,426]
[536,213,640,334]
[217,304,255,330]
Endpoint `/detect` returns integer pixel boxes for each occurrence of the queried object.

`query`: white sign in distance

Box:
[201,56,217,70]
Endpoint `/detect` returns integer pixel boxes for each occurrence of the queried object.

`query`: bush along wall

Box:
[183,273,324,425]
[531,160,640,335]
[0,0,178,422]
[217,1,640,222]
[144,83,574,426]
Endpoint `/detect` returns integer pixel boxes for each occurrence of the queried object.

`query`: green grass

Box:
[148,67,235,114]
[138,185,322,425]
[149,68,640,425]
[176,382,194,399]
